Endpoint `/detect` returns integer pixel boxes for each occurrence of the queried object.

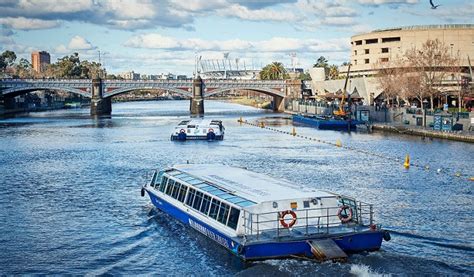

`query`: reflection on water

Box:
[0,100,472,275]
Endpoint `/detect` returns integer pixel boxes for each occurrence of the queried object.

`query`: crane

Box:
[333,63,351,118]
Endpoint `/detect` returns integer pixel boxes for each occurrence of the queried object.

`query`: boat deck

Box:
[238,224,371,244]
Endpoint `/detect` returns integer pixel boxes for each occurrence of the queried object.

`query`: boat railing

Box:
[242,202,374,241]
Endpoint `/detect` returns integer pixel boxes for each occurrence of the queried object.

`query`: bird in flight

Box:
[429,0,441,9]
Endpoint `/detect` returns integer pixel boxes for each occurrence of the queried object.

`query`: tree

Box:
[328,64,339,80]
[405,39,456,110]
[313,56,328,68]
[260,62,288,80]
[297,71,312,81]
[55,52,82,78]
[13,58,34,78]
[374,60,405,106]
[0,50,17,72]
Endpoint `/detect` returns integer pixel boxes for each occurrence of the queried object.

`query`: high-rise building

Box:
[31,51,51,73]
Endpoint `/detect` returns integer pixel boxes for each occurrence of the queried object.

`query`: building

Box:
[311,24,474,105]
[31,51,51,73]
[349,24,474,76]
[118,71,140,80]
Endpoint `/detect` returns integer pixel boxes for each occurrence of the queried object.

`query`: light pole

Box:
[422,99,429,127]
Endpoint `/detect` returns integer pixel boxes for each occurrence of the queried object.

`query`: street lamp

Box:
[422,99,429,127]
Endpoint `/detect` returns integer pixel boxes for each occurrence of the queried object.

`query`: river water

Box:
[0,100,472,275]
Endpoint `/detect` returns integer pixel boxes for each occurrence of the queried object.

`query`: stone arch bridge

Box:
[0,78,303,115]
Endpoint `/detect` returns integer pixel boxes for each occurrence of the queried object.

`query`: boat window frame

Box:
[165,179,175,196]
[171,182,181,199]
[159,176,169,192]
[227,207,240,230]
[177,183,188,202]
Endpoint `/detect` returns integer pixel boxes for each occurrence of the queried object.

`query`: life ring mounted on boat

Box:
[208,128,214,133]
[179,129,186,133]
[279,210,297,228]
[337,205,353,223]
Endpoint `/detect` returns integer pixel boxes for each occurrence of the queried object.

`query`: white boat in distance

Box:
[141,164,390,261]
[171,119,224,141]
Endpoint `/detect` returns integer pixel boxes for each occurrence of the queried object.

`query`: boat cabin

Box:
[147,164,372,240]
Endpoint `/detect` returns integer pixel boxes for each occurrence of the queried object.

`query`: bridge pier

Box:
[190,76,204,115]
[90,78,112,116]
[273,96,285,112]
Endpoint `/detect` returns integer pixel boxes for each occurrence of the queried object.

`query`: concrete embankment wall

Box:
[372,124,474,143]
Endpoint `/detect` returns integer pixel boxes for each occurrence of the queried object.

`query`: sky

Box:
[1,0,473,76]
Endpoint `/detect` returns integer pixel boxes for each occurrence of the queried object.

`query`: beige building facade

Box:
[311,24,474,105]
[350,24,474,76]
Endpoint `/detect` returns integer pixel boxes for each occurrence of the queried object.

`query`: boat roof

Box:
[177,118,222,126]
[169,164,336,207]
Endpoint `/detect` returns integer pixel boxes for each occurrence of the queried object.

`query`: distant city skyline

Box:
[1,0,473,75]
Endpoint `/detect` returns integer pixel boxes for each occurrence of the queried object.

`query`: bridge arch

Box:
[204,87,285,98]
[1,86,91,98]
[104,87,192,98]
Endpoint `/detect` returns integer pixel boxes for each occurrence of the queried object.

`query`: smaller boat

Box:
[293,114,362,131]
[171,119,224,141]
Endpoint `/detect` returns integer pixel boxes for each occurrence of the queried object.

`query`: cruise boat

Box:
[171,119,224,141]
[141,164,391,261]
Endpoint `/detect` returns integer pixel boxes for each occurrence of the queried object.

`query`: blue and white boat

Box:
[141,164,390,261]
[171,119,224,141]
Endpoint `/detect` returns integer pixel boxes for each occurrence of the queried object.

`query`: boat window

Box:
[226,196,244,203]
[186,188,196,206]
[159,176,169,192]
[174,173,188,179]
[178,184,187,202]
[166,179,175,195]
[227,207,240,230]
[237,201,255,207]
[220,194,236,200]
[217,203,230,224]
[187,125,196,128]
[171,182,181,199]
[202,186,221,193]
[166,170,180,176]
[200,195,212,214]
[187,179,203,185]
[192,191,204,211]
[180,176,195,182]
[154,171,164,187]
[213,190,228,197]
[209,199,221,219]
[194,183,210,189]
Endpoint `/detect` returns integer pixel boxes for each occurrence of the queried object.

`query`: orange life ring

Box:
[337,205,353,223]
[208,128,214,133]
[180,129,186,133]
[279,210,297,228]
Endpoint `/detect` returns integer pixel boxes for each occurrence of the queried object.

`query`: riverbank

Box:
[222,97,272,109]
[372,123,474,143]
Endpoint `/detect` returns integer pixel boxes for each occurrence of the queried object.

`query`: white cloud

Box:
[100,0,156,19]
[357,0,418,4]
[0,17,60,30]
[124,33,350,54]
[221,4,298,21]
[68,35,96,50]
[18,0,93,13]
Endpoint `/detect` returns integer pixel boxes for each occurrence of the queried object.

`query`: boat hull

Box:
[170,134,224,141]
[293,114,361,130]
[145,189,386,261]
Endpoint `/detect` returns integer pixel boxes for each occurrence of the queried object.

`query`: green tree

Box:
[0,50,17,72]
[14,58,34,78]
[55,52,82,78]
[298,71,312,81]
[260,62,288,80]
[328,64,339,80]
[313,56,328,68]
